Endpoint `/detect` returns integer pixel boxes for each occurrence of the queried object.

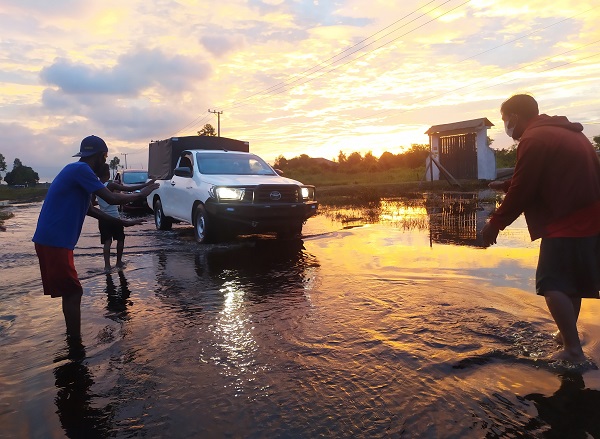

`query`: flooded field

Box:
[2,194,600,438]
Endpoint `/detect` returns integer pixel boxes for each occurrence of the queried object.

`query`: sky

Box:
[1,0,599,182]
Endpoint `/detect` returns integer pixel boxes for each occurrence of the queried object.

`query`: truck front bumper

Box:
[205,200,318,230]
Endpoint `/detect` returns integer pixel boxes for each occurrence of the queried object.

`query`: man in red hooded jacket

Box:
[482,94,600,363]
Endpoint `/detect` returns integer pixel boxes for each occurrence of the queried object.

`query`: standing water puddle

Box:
[2,193,600,438]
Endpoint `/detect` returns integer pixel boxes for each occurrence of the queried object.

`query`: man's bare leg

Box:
[553,297,582,345]
[115,239,125,269]
[103,240,112,272]
[545,290,585,362]
[62,293,82,339]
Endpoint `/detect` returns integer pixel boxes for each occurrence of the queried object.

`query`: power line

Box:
[224,0,469,113]
[223,43,600,139]
[220,0,457,111]
[175,3,599,140]
[175,0,467,136]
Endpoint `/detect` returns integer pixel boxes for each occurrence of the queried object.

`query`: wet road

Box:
[3,197,600,438]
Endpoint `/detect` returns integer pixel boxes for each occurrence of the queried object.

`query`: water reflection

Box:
[525,372,600,437]
[53,340,113,438]
[320,192,496,247]
[104,271,132,319]
[153,239,319,302]
[426,192,494,247]
[151,239,320,397]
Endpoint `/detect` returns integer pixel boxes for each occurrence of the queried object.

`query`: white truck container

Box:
[147,136,318,243]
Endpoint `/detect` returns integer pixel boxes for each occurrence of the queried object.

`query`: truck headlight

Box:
[216,187,245,200]
[301,187,314,200]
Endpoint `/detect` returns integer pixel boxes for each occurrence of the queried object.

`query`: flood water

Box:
[3,194,600,438]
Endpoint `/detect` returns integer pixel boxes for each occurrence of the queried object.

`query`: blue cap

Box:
[73,135,108,157]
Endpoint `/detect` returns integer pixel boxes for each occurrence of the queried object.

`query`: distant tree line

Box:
[0,154,39,186]
[274,144,430,174]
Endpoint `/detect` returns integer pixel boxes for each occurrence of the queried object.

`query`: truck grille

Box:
[251,185,300,203]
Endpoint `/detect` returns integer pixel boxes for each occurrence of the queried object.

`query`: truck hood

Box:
[200,174,305,186]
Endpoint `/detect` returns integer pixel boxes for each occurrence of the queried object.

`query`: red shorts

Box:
[35,243,83,298]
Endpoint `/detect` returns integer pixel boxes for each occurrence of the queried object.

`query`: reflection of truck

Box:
[146,136,318,243]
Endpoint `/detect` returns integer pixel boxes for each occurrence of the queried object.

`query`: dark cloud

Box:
[40,48,211,96]
[200,35,246,57]
[2,0,85,16]
[0,123,72,181]
[247,0,368,27]
[240,0,369,44]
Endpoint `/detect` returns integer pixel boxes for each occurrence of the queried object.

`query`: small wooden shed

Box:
[424,118,495,181]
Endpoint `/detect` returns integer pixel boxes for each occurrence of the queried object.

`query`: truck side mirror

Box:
[274,168,284,176]
[174,166,193,178]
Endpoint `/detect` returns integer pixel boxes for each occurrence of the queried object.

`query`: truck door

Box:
[168,152,197,222]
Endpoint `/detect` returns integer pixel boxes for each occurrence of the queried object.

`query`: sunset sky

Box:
[1,0,599,181]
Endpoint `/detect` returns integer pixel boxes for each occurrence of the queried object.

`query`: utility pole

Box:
[208,109,223,137]
[121,153,128,169]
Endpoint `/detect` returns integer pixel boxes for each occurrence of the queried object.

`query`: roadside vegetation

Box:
[0,184,49,201]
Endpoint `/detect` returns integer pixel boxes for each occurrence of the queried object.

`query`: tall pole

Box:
[121,153,128,169]
[208,109,223,137]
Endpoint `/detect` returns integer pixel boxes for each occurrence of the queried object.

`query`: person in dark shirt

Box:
[482,95,600,363]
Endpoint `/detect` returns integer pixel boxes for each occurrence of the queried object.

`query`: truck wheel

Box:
[154,199,173,230]
[277,222,303,240]
[193,204,214,243]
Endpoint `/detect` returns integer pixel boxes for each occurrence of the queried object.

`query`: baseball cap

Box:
[73,135,108,157]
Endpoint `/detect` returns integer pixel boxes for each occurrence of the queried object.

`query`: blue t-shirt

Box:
[32,162,105,250]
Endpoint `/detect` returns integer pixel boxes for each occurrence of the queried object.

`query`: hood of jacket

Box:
[525,114,584,133]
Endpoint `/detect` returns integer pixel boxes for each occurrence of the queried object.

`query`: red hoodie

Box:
[489,114,600,240]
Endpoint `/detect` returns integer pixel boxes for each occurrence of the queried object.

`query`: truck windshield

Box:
[122,172,148,184]
[196,153,276,175]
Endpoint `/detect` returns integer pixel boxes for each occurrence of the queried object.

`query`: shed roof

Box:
[425,117,494,135]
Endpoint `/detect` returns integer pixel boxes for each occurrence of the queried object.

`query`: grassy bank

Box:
[0,185,48,230]
[284,166,426,187]
[0,185,49,202]
[282,166,490,205]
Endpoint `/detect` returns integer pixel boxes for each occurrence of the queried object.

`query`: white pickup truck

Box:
[146,136,318,243]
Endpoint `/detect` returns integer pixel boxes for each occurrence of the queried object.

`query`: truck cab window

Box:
[179,154,193,171]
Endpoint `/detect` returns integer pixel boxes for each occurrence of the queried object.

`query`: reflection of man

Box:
[482,94,600,363]
[32,135,158,340]
[526,372,600,437]
[105,271,132,317]
[54,343,113,437]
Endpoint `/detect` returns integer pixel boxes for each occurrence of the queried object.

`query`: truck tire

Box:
[154,199,173,230]
[277,222,303,240]
[193,204,215,243]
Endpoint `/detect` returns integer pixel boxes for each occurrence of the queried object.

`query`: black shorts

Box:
[536,235,600,298]
[98,220,125,244]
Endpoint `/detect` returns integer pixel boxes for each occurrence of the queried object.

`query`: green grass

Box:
[0,184,49,202]
[281,166,490,206]
[283,166,426,187]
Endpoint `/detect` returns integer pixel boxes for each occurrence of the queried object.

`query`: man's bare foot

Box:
[103,266,112,273]
[115,261,126,270]
[550,349,586,363]
[553,331,563,345]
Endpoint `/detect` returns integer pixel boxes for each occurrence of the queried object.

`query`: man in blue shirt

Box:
[33,135,158,340]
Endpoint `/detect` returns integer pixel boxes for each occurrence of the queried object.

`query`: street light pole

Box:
[121,153,128,169]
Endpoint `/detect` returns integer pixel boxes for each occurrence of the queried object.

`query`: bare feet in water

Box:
[553,331,563,345]
[550,348,586,363]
